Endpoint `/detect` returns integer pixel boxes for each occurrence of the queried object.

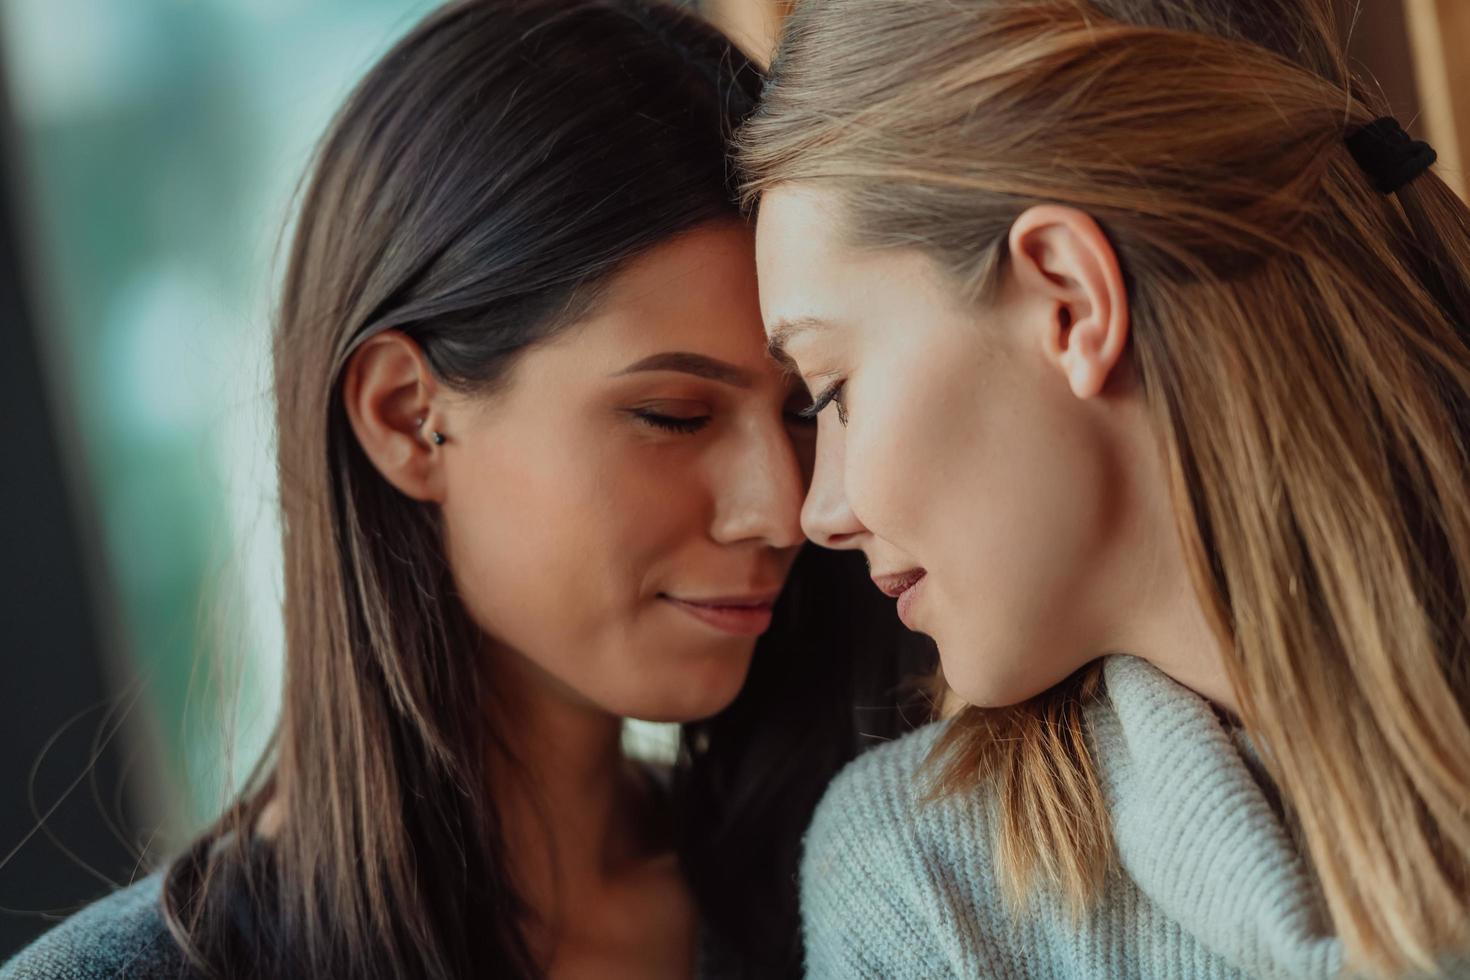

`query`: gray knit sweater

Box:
[800,655,1467,979]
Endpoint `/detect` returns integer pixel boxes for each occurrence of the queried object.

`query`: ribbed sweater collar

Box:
[1089,655,1344,978]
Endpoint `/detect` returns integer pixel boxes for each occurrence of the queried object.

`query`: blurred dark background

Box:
[0,0,1465,962]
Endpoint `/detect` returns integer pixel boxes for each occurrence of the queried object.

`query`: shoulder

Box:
[805,719,998,881]
[806,719,992,866]
[800,722,995,979]
[806,721,947,846]
[0,873,189,980]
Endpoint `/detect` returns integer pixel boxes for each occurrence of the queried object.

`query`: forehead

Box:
[754,184,960,346]
[602,220,755,323]
[567,220,767,362]
[755,183,851,256]
[755,185,870,343]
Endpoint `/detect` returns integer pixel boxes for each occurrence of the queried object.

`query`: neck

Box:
[1102,400,1241,717]
[487,650,663,929]
[1131,551,1240,718]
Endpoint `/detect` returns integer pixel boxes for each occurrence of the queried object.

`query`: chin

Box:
[623,692,739,724]
[943,651,1072,710]
[622,656,753,724]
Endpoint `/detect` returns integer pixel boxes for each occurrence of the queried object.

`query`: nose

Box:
[709,415,806,550]
[800,415,866,550]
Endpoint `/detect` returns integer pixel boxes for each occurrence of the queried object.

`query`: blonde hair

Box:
[739,0,1470,974]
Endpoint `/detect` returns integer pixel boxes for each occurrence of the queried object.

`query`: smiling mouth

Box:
[659,591,781,637]
[871,569,927,598]
[666,590,782,607]
[870,569,928,630]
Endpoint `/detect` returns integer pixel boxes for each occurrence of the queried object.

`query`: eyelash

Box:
[630,410,711,435]
[634,398,829,435]
[799,380,848,426]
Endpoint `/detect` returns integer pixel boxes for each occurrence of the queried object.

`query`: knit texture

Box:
[0,874,189,980]
[800,655,1433,980]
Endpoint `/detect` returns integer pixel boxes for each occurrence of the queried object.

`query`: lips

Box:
[660,589,782,637]
[871,569,927,598]
[671,590,783,608]
[871,568,928,630]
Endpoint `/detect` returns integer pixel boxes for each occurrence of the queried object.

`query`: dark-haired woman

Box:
[0,2,925,977]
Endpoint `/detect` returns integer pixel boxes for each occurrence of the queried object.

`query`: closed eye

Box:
[798,380,847,426]
[630,409,711,434]
[784,387,817,427]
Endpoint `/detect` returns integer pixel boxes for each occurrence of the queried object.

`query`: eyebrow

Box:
[613,351,755,388]
[765,316,831,367]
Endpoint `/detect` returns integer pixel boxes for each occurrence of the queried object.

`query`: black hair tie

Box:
[1346,116,1437,195]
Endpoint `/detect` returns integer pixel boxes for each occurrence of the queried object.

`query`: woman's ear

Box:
[1006,205,1130,399]
[341,331,448,502]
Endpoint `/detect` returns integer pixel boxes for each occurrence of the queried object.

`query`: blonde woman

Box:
[739,0,1470,977]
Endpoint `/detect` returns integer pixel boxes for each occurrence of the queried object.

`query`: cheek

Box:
[841,341,988,542]
[936,394,1113,704]
[850,344,1114,705]
[440,426,693,656]
[436,424,751,722]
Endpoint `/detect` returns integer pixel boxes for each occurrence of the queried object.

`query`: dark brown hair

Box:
[740,0,1470,973]
[161,2,930,977]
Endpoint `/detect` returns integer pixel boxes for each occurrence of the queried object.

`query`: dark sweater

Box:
[2,871,744,979]
[1,874,189,980]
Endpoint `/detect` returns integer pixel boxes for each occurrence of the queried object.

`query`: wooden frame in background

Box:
[1405,0,1470,200]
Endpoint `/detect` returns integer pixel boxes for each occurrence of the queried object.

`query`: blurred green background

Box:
[1,0,438,840]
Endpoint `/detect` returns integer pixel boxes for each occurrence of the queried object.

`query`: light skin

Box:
[754,184,1238,715]
[343,220,811,979]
